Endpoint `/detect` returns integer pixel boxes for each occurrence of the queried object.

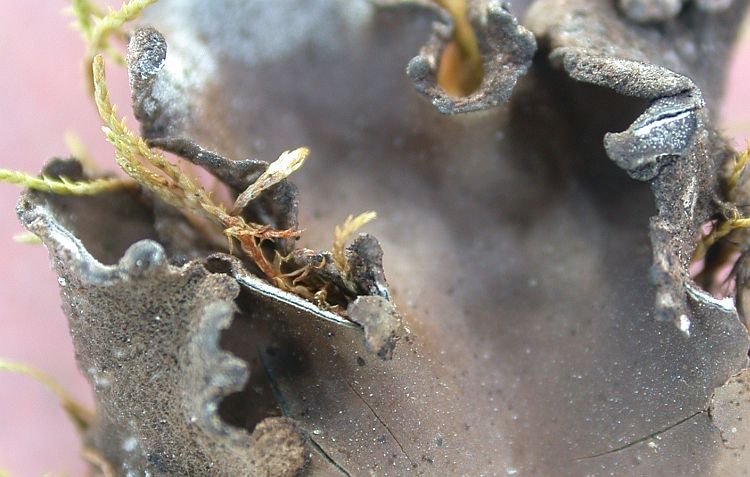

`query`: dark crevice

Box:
[258,343,291,417]
[309,438,354,477]
[345,381,416,468]
[203,255,285,432]
[574,409,706,461]
[217,313,282,432]
[510,54,655,219]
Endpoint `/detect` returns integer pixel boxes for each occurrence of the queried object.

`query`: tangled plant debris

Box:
[5,0,750,475]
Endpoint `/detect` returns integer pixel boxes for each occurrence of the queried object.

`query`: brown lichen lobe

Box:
[248,417,309,477]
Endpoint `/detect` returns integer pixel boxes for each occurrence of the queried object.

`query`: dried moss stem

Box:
[693,216,750,262]
[435,0,480,62]
[94,55,218,216]
[231,148,309,214]
[68,0,104,38]
[0,169,134,195]
[88,0,157,59]
[64,131,98,173]
[81,447,116,477]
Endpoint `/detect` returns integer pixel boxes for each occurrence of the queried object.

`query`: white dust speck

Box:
[122,436,138,452]
[678,314,691,336]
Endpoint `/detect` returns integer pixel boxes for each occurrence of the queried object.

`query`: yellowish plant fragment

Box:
[333,211,377,272]
[0,169,134,195]
[434,0,483,96]
[12,231,43,245]
[231,148,309,214]
[88,0,157,55]
[0,467,10,477]
[0,359,93,432]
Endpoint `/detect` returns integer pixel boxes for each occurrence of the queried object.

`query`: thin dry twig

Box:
[726,144,750,202]
[64,131,98,173]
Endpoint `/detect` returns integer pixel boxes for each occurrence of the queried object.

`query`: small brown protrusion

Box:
[249,417,310,477]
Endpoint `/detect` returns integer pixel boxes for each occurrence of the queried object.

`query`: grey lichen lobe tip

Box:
[551,50,696,100]
[604,93,702,181]
[127,26,167,87]
[118,239,168,278]
[127,26,190,139]
[346,234,391,299]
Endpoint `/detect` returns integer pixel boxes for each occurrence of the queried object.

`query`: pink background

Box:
[0,3,748,476]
